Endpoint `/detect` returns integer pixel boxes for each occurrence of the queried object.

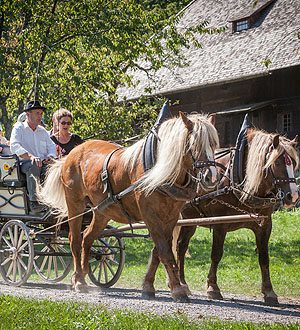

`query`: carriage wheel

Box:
[33,237,73,283]
[88,234,125,288]
[0,220,34,286]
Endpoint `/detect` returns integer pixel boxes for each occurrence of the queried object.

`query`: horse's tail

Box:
[37,158,68,218]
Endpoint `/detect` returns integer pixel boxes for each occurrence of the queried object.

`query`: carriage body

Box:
[0,155,125,287]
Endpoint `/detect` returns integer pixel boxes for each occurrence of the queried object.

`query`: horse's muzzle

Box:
[200,166,219,191]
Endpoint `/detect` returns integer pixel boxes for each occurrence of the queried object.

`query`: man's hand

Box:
[43,157,55,165]
[30,155,42,167]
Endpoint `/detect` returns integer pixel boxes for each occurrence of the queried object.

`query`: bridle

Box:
[186,150,217,192]
[265,149,297,201]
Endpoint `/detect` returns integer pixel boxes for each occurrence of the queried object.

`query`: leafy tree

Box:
[0,0,223,141]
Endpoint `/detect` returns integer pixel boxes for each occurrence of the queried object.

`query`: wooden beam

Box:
[101,214,265,236]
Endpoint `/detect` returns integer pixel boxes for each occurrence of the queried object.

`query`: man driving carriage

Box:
[10,100,57,213]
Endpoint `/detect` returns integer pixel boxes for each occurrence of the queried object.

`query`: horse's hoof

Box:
[171,287,189,303]
[264,296,279,305]
[142,291,155,300]
[207,290,223,300]
[182,284,192,296]
[173,293,190,303]
[75,283,89,293]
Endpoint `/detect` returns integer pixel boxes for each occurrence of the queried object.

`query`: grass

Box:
[116,209,300,298]
[0,295,299,330]
[1,209,300,329]
[27,209,300,298]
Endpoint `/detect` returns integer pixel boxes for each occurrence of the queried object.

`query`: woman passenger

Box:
[50,109,83,158]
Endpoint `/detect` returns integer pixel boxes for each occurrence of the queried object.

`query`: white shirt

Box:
[0,135,8,145]
[10,120,56,160]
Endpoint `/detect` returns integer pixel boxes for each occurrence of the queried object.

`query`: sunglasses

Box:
[60,121,72,125]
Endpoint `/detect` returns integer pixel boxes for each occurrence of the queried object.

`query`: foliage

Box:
[0,0,224,139]
[0,295,299,329]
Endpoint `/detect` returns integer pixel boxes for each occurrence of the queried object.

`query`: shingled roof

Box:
[118,0,300,101]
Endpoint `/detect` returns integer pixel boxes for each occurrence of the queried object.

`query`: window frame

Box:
[236,19,249,32]
[283,112,292,133]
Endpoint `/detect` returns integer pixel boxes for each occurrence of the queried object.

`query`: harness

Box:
[97,101,216,229]
[188,114,297,219]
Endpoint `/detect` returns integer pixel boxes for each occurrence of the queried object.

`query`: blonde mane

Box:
[242,129,299,200]
[121,113,219,195]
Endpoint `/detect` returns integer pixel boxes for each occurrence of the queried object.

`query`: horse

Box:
[174,126,299,305]
[37,110,219,302]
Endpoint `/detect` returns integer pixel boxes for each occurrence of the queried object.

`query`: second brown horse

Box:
[174,127,298,304]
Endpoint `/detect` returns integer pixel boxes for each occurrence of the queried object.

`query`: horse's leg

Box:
[206,226,227,300]
[68,203,87,292]
[81,209,109,278]
[144,216,188,302]
[253,220,279,305]
[142,246,160,300]
[176,225,197,295]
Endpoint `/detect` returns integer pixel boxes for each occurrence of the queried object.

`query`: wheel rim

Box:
[88,235,125,288]
[33,237,73,282]
[0,220,34,286]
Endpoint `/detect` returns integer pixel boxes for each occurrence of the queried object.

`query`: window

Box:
[283,113,291,132]
[230,0,276,33]
[236,20,249,32]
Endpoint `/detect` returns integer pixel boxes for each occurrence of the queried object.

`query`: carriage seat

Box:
[0,154,26,187]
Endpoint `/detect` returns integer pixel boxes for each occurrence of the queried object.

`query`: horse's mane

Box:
[121,113,219,195]
[242,128,299,200]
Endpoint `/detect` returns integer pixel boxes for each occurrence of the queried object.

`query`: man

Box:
[10,100,57,213]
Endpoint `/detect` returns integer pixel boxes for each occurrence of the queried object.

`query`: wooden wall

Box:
[166,65,300,147]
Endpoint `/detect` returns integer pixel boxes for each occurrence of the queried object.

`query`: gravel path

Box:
[1,281,300,324]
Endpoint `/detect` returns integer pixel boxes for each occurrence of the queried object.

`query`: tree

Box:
[0,0,223,140]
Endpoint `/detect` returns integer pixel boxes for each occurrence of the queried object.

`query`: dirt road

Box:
[1,281,300,324]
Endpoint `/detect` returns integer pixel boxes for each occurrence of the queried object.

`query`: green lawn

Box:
[1,209,300,329]
[117,209,300,298]
[0,295,299,330]
[27,209,300,298]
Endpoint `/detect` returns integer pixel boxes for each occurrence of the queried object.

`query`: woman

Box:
[50,109,83,158]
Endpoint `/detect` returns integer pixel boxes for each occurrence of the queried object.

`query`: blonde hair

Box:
[53,108,73,122]
[242,129,299,200]
[121,113,219,195]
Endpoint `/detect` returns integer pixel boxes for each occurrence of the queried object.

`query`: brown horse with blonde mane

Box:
[174,124,298,304]
[38,109,219,302]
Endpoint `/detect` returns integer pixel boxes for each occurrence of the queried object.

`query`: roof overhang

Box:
[215,100,275,115]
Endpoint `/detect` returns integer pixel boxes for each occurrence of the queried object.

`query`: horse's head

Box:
[179,112,219,192]
[243,130,299,208]
[264,135,299,208]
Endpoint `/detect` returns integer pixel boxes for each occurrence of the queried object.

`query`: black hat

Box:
[24,100,46,112]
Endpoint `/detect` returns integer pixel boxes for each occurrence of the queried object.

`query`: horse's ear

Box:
[292,135,298,145]
[179,111,194,132]
[208,113,216,126]
[272,134,280,148]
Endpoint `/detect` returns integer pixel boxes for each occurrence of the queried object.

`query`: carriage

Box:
[0,106,297,304]
[0,153,128,288]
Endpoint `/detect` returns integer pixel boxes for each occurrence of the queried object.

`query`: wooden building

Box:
[118,0,300,147]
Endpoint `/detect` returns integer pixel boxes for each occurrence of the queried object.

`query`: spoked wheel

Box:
[0,220,34,286]
[33,236,73,282]
[88,233,125,288]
